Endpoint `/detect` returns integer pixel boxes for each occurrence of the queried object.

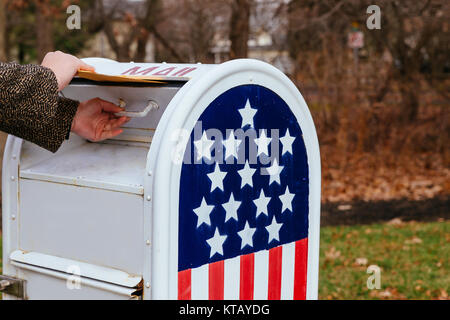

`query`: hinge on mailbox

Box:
[0,275,26,299]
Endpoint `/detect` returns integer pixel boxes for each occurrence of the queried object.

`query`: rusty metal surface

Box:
[0,275,26,299]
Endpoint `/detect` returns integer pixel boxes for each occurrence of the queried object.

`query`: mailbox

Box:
[2,58,320,300]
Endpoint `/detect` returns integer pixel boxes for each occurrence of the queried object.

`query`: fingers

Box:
[97,98,125,113]
[95,116,129,141]
[99,128,123,141]
[104,116,130,131]
[64,51,94,72]
[78,60,95,72]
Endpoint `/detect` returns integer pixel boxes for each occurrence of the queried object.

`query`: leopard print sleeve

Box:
[0,62,79,153]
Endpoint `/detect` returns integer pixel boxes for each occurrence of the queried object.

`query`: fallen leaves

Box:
[354,257,368,266]
[369,287,407,300]
[387,218,404,226]
[321,149,449,203]
[438,289,448,300]
[325,246,341,260]
[404,236,423,245]
[337,204,352,211]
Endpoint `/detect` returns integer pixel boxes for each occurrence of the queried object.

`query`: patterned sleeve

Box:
[0,62,79,153]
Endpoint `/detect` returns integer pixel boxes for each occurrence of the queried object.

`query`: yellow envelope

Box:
[76,70,166,84]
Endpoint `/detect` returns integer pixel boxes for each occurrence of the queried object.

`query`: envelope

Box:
[76,70,165,84]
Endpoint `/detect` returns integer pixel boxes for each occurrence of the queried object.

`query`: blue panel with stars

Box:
[178,84,309,271]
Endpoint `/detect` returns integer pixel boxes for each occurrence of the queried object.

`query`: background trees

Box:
[0,0,447,202]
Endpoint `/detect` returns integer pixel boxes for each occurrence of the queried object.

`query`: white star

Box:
[193,131,214,162]
[280,128,296,156]
[279,186,295,213]
[255,130,272,156]
[206,227,227,258]
[223,130,242,160]
[265,158,284,186]
[265,216,283,244]
[207,163,227,192]
[238,99,257,128]
[237,221,256,249]
[222,192,241,223]
[238,160,256,189]
[193,197,214,228]
[253,189,271,218]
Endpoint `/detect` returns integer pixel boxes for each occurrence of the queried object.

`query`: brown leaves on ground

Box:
[324,246,341,260]
[354,257,368,266]
[369,287,407,300]
[321,149,449,203]
[404,236,423,245]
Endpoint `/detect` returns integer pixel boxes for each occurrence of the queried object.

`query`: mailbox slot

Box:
[62,79,185,144]
[20,136,148,194]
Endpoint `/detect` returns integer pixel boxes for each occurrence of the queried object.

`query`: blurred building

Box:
[79,0,155,62]
[80,0,293,73]
[211,29,293,75]
[211,0,294,74]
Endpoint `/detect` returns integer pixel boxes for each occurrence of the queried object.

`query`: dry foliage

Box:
[316,102,449,203]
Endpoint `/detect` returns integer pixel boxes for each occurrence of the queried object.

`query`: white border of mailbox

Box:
[146,59,321,300]
[2,136,23,284]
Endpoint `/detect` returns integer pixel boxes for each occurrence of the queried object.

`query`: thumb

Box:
[78,61,95,72]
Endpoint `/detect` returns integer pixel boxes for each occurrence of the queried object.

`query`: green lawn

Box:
[0,232,2,275]
[0,221,448,300]
[319,220,449,299]
[0,232,2,301]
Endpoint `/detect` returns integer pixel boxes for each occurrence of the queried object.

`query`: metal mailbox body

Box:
[2,58,320,300]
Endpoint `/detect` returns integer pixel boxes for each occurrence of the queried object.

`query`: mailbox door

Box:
[2,134,147,299]
[147,59,321,300]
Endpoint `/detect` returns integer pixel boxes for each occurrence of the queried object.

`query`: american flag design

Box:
[178,85,309,300]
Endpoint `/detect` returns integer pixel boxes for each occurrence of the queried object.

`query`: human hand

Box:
[41,51,94,91]
[71,98,131,142]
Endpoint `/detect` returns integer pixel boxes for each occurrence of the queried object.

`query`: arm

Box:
[0,62,77,152]
[0,52,129,153]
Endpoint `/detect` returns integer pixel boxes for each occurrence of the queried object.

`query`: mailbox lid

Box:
[79,57,216,82]
[63,58,217,144]
[20,136,148,194]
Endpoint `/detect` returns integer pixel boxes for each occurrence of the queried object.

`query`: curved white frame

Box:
[146,59,321,300]
[2,136,24,299]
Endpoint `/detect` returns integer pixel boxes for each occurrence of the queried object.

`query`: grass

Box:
[0,221,448,300]
[319,220,449,300]
[0,232,2,275]
[0,231,2,301]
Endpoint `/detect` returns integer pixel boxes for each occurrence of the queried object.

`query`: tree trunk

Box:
[134,29,149,62]
[399,80,419,122]
[36,1,54,62]
[229,0,250,59]
[0,0,7,61]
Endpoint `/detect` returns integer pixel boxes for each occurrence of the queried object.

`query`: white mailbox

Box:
[2,58,320,300]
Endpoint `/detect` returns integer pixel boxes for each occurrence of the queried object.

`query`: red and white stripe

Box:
[178,238,308,300]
